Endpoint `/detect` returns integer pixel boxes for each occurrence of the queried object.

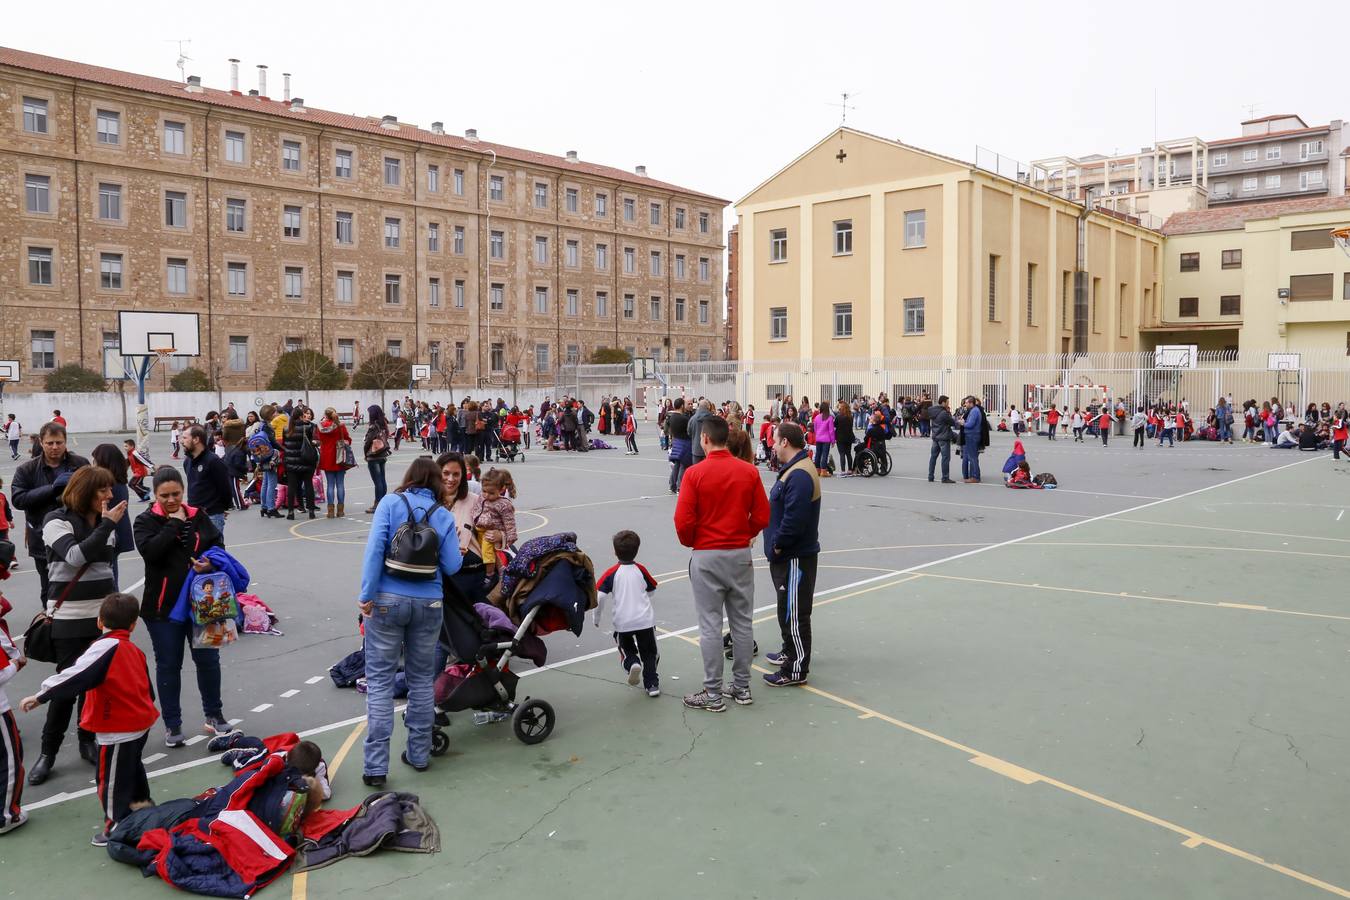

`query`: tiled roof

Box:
[1207,125,1328,146]
[0,46,729,205]
[1161,195,1350,235]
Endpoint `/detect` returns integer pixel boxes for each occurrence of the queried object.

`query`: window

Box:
[1265,174,1281,189]
[490,230,504,259]
[427,222,439,252]
[566,239,579,267]
[1220,295,1241,315]
[490,283,504,311]
[163,120,186,155]
[1300,140,1325,160]
[454,279,465,308]
[453,168,464,195]
[698,299,710,325]
[427,164,439,193]
[384,217,401,249]
[566,289,579,316]
[650,202,661,226]
[675,296,686,322]
[227,261,248,296]
[534,182,548,208]
[624,247,636,274]
[96,109,120,145]
[166,257,188,294]
[1302,170,1324,189]
[698,212,709,233]
[224,130,246,163]
[623,294,635,318]
[335,271,354,304]
[335,211,353,244]
[225,198,246,233]
[650,251,661,276]
[1289,273,1334,301]
[284,266,303,299]
[770,228,788,262]
[675,348,686,362]
[534,235,548,264]
[1211,152,1227,167]
[675,207,686,229]
[1178,296,1199,317]
[650,296,662,320]
[384,274,401,304]
[770,307,788,340]
[490,343,505,372]
[1266,146,1281,160]
[699,348,711,362]
[567,344,580,364]
[832,302,853,337]
[337,339,354,371]
[1026,262,1036,326]
[453,225,465,255]
[283,205,302,239]
[623,197,635,221]
[565,188,578,212]
[534,287,548,314]
[675,254,686,278]
[1091,277,1100,331]
[596,243,609,269]
[904,298,925,335]
[699,257,710,281]
[281,140,301,172]
[96,252,122,289]
[1345,273,1350,301]
[834,220,853,255]
[98,182,121,220]
[334,149,352,179]
[454,341,467,369]
[1242,177,1258,192]
[987,255,998,321]
[387,340,403,358]
[164,190,187,228]
[596,193,608,217]
[535,343,550,371]
[1179,252,1199,272]
[1291,229,1334,251]
[596,291,609,318]
[24,174,50,213]
[280,336,302,354]
[489,175,504,202]
[383,157,401,186]
[1213,181,1230,197]
[1216,248,1242,270]
[1242,148,1258,162]
[22,97,48,134]
[904,210,926,248]
[31,330,56,369]
[228,336,249,372]
[428,277,441,308]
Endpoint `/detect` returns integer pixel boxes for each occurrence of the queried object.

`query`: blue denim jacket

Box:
[360,487,462,601]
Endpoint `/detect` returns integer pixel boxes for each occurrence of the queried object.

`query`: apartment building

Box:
[0,47,726,392]
[734,128,1163,362]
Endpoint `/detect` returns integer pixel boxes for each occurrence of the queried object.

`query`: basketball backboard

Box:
[103,347,131,381]
[118,311,201,357]
[0,360,19,382]
[410,364,431,382]
[1267,352,1301,371]
[1153,344,1197,369]
[633,356,656,380]
[1333,226,1350,259]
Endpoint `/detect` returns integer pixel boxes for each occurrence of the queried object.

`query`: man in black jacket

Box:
[10,422,88,605]
[926,395,957,484]
[664,399,690,493]
[181,424,233,537]
[762,423,820,687]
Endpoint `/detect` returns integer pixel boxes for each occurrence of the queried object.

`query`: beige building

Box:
[735,128,1164,363]
[0,47,726,393]
[1154,196,1350,354]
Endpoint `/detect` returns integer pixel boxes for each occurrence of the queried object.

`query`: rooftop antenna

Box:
[827,91,859,126]
[167,39,192,82]
[1243,102,1261,120]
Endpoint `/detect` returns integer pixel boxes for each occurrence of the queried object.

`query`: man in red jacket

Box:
[674,415,770,713]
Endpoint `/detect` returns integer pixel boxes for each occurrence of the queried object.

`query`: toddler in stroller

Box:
[430,533,596,751]
[491,423,526,463]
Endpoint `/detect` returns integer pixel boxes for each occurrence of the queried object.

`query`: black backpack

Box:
[383,493,441,580]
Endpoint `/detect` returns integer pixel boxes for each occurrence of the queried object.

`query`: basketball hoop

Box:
[1332,226,1350,259]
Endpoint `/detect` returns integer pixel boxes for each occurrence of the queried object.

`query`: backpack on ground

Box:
[1032,472,1058,488]
[384,493,442,580]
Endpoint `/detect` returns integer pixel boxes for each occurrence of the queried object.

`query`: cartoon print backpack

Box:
[188,571,240,647]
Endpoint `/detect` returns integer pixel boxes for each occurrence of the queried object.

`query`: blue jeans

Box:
[813,441,831,471]
[324,469,346,505]
[363,592,442,774]
[960,435,981,480]
[928,439,951,480]
[1159,427,1174,446]
[261,470,278,510]
[209,513,226,536]
[1218,419,1231,442]
[368,460,388,505]
[145,618,223,731]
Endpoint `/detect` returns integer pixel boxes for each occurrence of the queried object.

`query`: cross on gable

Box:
[836,148,847,163]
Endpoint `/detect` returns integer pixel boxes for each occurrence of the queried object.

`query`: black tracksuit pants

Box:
[770,554,818,679]
[96,731,150,831]
[0,710,23,828]
[615,627,659,689]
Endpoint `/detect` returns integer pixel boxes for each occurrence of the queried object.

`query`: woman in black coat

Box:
[833,400,856,473]
[282,407,318,520]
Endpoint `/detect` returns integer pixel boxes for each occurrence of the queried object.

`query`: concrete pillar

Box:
[1009,195,1022,359]
[798,203,813,360]
[868,188,886,360]
[969,182,984,357]
[941,177,961,358]
[741,212,756,359]
[1046,206,1058,356]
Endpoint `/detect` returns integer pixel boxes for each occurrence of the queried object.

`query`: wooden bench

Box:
[153,415,197,432]
[337,412,361,426]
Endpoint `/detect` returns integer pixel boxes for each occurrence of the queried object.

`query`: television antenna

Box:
[167,39,192,82]
[1242,101,1261,120]
[827,91,859,126]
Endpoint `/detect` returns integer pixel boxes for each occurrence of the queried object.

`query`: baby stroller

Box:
[490,423,526,463]
[430,533,595,751]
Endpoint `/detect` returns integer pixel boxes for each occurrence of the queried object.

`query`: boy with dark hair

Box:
[763,421,821,686]
[594,530,660,697]
[21,592,158,845]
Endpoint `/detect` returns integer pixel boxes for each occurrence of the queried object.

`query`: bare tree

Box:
[352,327,412,406]
[500,331,531,407]
[425,340,459,402]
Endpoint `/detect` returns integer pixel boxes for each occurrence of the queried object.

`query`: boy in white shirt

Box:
[1071,408,1086,442]
[0,592,26,833]
[593,530,660,697]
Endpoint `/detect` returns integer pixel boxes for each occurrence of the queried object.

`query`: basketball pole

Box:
[131,354,163,453]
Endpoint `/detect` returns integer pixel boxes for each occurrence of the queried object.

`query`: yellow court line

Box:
[919,572,1350,624]
[658,580,1350,898]
[292,719,367,899]
[1022,541,1350,561]
[1114,518,1350,545]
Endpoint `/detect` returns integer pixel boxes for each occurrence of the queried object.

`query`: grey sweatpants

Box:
[689,547,755,694]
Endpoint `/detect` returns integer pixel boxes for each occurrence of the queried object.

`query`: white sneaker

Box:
[627,662,643,686]
[0,812,27,834]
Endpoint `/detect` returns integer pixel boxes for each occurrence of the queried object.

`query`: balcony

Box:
[1207,153,1329,176]
[1208,183,1328,204]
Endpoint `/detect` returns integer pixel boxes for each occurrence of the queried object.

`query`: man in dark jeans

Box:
[10,422,88,606]
[181,424,233,537]
[926,395,956,484]
[763,423,820,687]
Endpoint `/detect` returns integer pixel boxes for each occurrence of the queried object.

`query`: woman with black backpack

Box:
[358,457,462,785]
[282,407,319,520]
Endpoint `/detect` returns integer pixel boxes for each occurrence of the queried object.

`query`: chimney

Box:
[464,128,478,142]
[185,75,204,94]
[282,72,291,102]
[228,58,240,93]
[256,64,268,99]
[289,97,305,112]
[565,150,578,163]
[248,89,258,97]
[430,121,444,135]
[381,114,399,130]
[635,165,648,177]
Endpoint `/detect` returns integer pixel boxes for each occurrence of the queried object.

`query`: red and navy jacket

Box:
[35,629,158,734]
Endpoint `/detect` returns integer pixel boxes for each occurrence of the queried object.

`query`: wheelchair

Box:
[852,441,891,477]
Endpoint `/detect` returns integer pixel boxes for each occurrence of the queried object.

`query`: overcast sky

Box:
[12,0,1347,212]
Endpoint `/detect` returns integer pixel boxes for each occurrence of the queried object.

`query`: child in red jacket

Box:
[22,592,159,845]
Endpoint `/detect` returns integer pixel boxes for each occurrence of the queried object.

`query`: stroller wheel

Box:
[430,728,451,757]
[512,699,555,745]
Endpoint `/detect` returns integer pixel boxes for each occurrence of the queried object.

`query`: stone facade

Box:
[0,49,726,393]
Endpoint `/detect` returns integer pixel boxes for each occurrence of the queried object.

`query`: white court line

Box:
[1339,510,1345,522]
[251,703,273,713]
[280,689,300,698]
[142,753,166,765]
[183,734,207,746]
[124,576,145,593]
[305,676,325,685]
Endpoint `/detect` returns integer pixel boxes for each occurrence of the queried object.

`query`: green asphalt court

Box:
[1,429,1347,899]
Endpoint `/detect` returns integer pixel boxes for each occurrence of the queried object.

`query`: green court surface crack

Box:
[1247,716,1310,772]
[662,705,706,765]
